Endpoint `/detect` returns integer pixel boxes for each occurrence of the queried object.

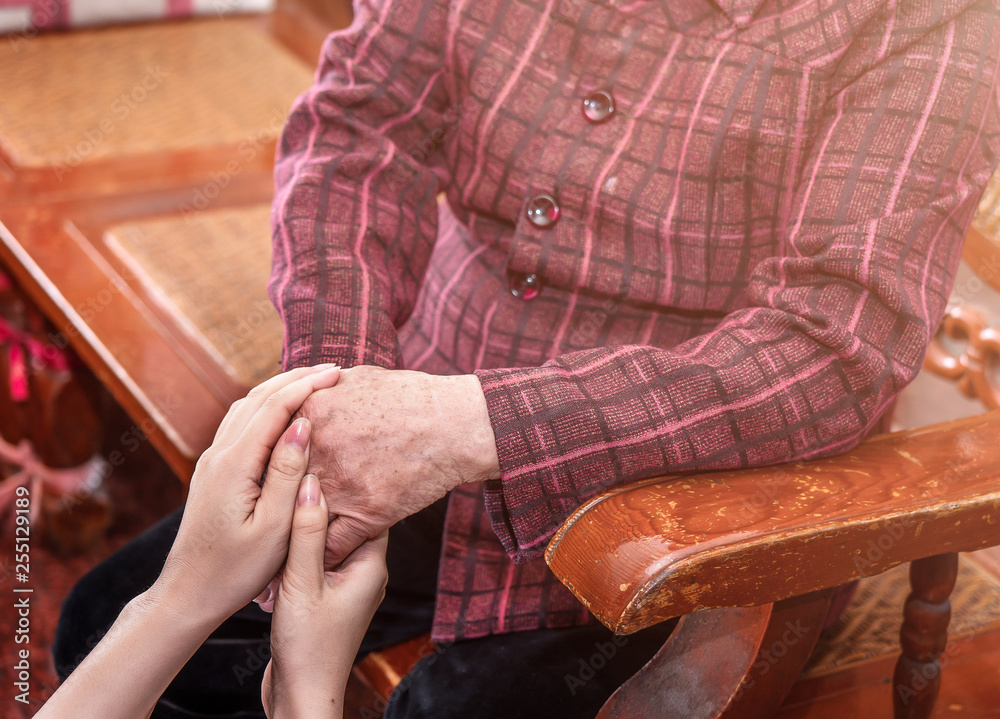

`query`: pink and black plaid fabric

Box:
[270,0,1000,642]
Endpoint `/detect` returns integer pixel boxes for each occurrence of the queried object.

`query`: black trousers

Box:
[53,497,674,718]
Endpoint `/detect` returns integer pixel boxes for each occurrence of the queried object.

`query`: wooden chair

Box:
[542,223,1000,717]
[546,337,1000,719]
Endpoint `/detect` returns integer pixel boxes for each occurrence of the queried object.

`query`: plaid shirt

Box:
[269,0,1000,642]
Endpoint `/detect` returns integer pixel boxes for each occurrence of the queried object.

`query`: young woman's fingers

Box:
[254,418,312,522]
[215,365,324,445]
[325,533,389,625]
[261,660,274,719]
[227,368,341,475]
[281,476,329,596]
[254,573,282,613]
[215,365,340,447]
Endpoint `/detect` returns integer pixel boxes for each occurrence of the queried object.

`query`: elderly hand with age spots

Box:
[254,364,501,612]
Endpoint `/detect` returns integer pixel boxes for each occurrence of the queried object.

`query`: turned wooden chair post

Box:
[892,552,959,719]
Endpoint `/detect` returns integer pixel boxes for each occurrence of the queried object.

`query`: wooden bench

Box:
[0,0,349,481]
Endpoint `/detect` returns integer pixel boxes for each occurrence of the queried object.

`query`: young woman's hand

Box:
[154,364,342,626]
[261,475,388,719]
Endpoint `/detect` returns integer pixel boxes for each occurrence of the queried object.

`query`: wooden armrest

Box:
[545,411,1000,634]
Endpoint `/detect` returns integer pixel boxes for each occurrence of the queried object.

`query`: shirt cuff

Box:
[283,342,362,371]
[280,323,401,372]
[475,363,612,564]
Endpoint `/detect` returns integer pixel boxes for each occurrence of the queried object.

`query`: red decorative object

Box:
[0,315,70,401]
[0,267,109,551]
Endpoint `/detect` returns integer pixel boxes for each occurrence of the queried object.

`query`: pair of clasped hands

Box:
[38,366,386,719]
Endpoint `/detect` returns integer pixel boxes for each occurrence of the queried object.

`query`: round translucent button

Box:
[526,194,561,228]
[508,272,542,300]
[582,90,615,124]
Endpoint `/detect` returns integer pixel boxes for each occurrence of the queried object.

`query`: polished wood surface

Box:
[893,553,959,719]
[546,410,1000,635]
[598,591,832,719]
[354,634,438,704]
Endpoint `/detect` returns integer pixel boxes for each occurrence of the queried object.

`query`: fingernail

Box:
[283,417,311,450]
[297,474,320,506]
[254,586,273,606]
[259,594,275,613]
[317,363,341,371]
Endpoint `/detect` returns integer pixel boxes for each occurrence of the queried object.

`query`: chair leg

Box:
[893,552,958,719]
[596,589,832,719]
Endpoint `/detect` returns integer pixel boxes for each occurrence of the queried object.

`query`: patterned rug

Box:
[803,555,1000,677]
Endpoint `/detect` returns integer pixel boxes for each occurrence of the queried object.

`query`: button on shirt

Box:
[581,90,615,123]
[269,0,1000,642]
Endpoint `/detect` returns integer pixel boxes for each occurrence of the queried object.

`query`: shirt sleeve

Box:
[269,0,454,371]
[475,0,1000,563]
